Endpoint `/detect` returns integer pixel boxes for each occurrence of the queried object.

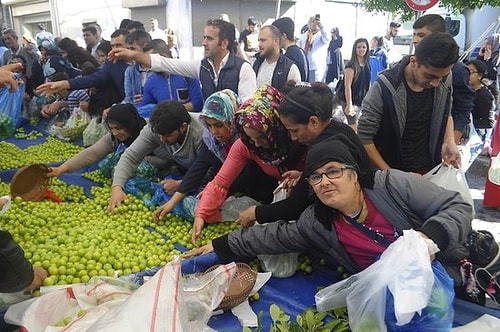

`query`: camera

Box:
[315,14,320,21]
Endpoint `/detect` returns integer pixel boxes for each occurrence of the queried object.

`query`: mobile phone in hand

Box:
[315,14,320,21]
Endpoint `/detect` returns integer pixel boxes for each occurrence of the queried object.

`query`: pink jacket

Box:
[195,138,282,222]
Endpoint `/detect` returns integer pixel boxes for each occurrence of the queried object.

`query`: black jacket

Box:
[0,230,33,293]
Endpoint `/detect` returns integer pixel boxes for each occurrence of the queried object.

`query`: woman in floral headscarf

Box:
[191,85,307,246]
[153,89,241,220]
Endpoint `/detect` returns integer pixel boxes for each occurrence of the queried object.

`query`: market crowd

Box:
[1,13,500,315]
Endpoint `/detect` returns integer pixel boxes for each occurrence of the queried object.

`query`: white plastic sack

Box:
[89,258,188,331]
[488,155,500,185]
[423,163,475,214]
[257,188,299,278]
[315,230,436,331]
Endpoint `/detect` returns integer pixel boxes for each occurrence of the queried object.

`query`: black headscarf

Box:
[304,134,376,225]
[105,103,146,147]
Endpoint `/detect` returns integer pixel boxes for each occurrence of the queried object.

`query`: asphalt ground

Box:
[466,155,500,240]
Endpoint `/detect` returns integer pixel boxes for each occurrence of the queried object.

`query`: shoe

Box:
[475,267,500,304]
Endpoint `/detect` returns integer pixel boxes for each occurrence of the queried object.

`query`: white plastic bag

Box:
[257,188,299,278]
[488,155,500,185]
[315,230,437,331]
[423,163,475,214]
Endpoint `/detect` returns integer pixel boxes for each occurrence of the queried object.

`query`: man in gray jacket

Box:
[357,32,460,174]
[107,101,204,212]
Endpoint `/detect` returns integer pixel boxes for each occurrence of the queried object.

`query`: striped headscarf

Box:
[200,89,240,162]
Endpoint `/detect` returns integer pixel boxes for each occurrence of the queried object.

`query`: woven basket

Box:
[204,263,257,311]
[10,164,51,202]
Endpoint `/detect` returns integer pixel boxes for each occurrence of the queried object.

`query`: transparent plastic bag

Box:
[99,143,158,181]
[62,107,90,139]
[0,74,25,138]
[316,230,452,332]
[47,108,71,139]
[385,261,454,331]
[83,116,108,147]
[257,188,299,278]
[220,195,261,221]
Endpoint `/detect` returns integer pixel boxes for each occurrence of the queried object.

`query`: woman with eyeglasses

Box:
[184,134,472,290]
[46,103,147,177]
[191,85,307,246]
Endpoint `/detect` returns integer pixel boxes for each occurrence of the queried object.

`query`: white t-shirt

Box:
[256,60,301,87]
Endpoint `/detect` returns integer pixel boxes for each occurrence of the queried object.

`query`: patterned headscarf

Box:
[200,89,240,162]
[235,85,289,166]
[199,89,240,127]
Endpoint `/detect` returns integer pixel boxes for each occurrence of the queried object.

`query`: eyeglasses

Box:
[469,71,479,75]
[306,165,356,185]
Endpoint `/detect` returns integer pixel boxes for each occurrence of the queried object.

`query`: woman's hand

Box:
[107,186,127,212]
[161,179,181,195]
[183,242,214,258]
[153,201,175,221]
[236,206,256,228]
[344,104,356,118]
[191,217,206,247]
[276,170,302,193]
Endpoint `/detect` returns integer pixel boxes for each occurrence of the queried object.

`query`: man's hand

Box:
[108,48,152,68]
[107,186,127,212]
[442,141,461,169]
[183,242,214,258]
[0,65,22,92]
[161,179,181,195]
[236,206,256,228]
[108,48,137,63]
[27,266,48,290]
[36,80,70,96]
[191,217,206,247]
